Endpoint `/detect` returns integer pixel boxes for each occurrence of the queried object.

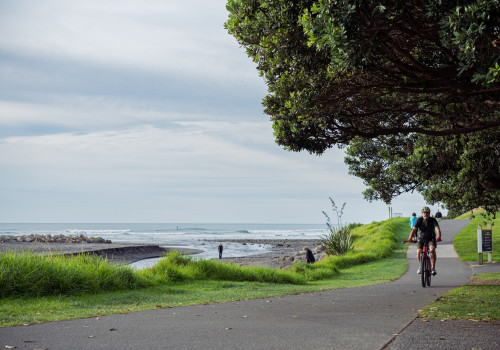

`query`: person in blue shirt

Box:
[410,212,417,229]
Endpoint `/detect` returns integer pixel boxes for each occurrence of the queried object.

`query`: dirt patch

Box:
[468,278,500,285]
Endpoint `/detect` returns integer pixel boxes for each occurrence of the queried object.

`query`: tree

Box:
[344,129,500,215]
[226,0,500,213]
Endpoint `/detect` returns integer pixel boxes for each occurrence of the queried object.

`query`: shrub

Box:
[320,225,354,256]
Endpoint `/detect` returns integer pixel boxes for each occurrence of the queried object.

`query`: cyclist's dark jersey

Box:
[414,217,439,241]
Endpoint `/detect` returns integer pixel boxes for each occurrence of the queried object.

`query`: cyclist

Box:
[408,206,442,275]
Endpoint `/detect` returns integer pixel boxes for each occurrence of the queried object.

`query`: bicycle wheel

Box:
[426,258,431,287]
[420,254,426,288]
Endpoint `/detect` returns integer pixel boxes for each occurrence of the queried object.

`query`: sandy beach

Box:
[0,238,323,268]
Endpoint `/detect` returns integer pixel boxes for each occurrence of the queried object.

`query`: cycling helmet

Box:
[421,206,431,213]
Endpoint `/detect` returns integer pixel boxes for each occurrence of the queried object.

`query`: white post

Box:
[488,224,493,263]
[477,225,483,265]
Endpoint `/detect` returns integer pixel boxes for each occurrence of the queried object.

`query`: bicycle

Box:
[419,240,432,288]
[402,239,432,288]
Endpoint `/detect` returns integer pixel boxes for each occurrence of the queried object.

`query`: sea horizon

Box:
[0,222,328,262]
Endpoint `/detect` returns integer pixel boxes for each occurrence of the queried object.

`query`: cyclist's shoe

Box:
[417,267,422,274]
[431,268,437,276]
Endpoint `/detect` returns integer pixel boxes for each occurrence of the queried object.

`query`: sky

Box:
[0,0,438,224]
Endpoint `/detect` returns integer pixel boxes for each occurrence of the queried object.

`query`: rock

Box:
[1,233,111,244]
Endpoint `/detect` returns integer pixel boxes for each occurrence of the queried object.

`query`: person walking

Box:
[410,212,417,229]
[218,243,223,259]
[435,209,442,221]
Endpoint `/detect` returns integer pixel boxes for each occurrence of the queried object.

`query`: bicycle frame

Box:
[420,242,431,288]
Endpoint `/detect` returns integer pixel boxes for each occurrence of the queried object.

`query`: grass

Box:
[453,211,499,261]
[420,213,500,321]
[0,251,148,297]
[0,218,410,327]
[420,272,500,320]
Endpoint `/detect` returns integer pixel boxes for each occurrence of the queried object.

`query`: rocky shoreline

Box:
[1,235,325,269]
[207,239,325,269]
[0,233,112,244]
[0,234,203,264]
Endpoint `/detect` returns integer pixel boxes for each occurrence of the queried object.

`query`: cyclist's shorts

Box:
[417,239,436,250]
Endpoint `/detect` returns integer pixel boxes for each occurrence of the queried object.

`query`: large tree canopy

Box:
[226,0,500,213]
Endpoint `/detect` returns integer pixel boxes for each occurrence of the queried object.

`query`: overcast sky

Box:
[0,0,436,224]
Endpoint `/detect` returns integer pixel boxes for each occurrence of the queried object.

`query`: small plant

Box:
[321,197,354,256]
[320,225,354,256]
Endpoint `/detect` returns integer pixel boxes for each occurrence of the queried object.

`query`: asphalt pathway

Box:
[1,219,499,350]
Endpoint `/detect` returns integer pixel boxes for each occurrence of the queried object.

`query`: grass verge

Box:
[453,212,499,261]
[420,272,500,320]
[0,218,409,327]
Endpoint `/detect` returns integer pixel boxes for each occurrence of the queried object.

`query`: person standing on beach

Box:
[304,247,315,263]
[218,243,223,259]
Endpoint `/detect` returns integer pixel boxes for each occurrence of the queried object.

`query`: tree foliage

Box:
[226,0,500,213]
[345,129,500,215]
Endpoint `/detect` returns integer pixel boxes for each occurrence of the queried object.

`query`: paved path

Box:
[1,219,499,349]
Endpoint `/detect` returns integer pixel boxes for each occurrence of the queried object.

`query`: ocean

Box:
[0,223,327,264]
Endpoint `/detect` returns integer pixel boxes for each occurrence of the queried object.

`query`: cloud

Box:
[0,0,255,80]
[0,1,432,223]
[0,122,369,222]
[0,122,346,182]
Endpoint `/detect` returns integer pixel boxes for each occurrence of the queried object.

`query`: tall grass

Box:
[0,251,147,297]
[140,250,307,284]
[1,218,409,298]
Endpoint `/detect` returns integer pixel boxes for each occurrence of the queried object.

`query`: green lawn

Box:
[420,211,500,321]
[420,272,500,320]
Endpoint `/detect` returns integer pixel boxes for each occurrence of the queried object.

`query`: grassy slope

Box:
[0,218,409,327]
[453,211,499,261]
